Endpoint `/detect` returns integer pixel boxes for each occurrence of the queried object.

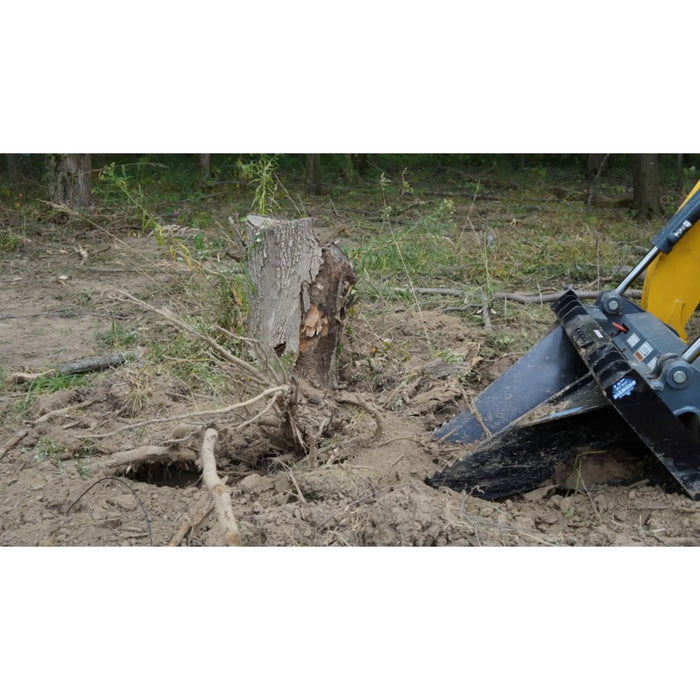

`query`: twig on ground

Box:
[494,289,641,303]
[285,468,308,504]
[318,485,395,529]
[199,428,241,546]
[32,399,95,425]
[480,292,493,333]
[337,392,384,441]
[0,430,29,462]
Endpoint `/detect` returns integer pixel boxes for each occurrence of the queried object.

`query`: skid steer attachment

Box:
[428,183,700,500]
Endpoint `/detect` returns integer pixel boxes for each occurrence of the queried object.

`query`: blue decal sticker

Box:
[612,377,636,400]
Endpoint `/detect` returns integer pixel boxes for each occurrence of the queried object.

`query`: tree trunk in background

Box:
[632,154,662,219]
[585,154,608,178]
[352,154,368,176]
[47,154,93,208]
[199,154,211,188]
[7,154,18,182]
[342,154,355,182]
[306,154,321,195]
[676,154,684,190]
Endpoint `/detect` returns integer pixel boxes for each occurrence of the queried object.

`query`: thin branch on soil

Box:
[113,288,270,386]
[73,384,289,440]
[480,292,493,333]
[337,392,384,441]
[318,485,396,529]
[494,289,641,303]
[214,325,286,385]
[236,393,283,431]
[32,399,95,425]
[199,428,241,546]
[401,286,644,307]
[285,468,308,504]
[0,430,29,463]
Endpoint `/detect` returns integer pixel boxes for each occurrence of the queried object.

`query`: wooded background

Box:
[2,153,694,220]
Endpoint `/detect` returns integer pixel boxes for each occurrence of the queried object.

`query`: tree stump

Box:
[246,215,356,453]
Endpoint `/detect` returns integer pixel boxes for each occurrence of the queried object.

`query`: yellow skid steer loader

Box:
[428,182,700,500]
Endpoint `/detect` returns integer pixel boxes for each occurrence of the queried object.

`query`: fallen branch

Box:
[392,286,642,304]
[391,286,463,297]
[199,428,241,546]
[66,476,153,546]
[9,350,145,384]
[493,289,642,303]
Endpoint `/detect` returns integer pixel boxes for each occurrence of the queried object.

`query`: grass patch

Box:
[97,318,139,349]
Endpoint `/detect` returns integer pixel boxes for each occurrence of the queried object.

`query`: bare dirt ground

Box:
[2,199,700,547]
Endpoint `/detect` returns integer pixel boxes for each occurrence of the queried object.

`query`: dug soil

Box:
[1,207,699,547]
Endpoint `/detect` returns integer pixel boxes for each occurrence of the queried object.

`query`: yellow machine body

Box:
[642,180,700,341]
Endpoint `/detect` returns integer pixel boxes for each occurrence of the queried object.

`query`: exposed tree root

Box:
[97,444,197,474]
[199,428,241,546]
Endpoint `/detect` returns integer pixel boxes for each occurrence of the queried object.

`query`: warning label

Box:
[626,332,640,348]
[634,340,654,363]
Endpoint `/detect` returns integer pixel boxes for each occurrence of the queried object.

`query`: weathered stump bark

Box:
[247,216,323,356]
[294,241,355,389]
[246,215,355,388]
[246,215,356,454]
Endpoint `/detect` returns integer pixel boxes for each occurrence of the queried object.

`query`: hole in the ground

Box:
[123,461,200,488]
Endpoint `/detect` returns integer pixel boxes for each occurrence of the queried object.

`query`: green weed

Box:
[35,438,62,465]
[0,230,22,251]
[17,374,89,414]
[97,318,139,349]
[351,198,459,285]
[96,162,161,236]
[237,155,279,215]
